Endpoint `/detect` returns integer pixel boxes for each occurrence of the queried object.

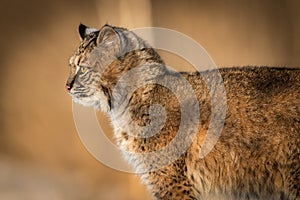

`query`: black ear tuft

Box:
[78,23,99,40]
[79,23,88,40]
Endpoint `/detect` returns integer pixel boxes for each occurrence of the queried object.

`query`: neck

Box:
[103,48,166,134]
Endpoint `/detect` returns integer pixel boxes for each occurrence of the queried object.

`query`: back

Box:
[186,67,300,199]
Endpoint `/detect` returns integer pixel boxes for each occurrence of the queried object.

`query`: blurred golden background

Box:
[0,0,299,199]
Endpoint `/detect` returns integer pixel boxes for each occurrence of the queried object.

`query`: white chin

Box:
[70,91,109,112]
[72,96,100,109]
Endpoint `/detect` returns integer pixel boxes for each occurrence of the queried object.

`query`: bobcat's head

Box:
[65,24,151,112]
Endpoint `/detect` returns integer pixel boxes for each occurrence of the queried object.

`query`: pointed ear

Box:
[96,25,120,46]
[78,23,98,40]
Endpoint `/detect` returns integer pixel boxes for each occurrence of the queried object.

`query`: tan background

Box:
[0,0,299,199]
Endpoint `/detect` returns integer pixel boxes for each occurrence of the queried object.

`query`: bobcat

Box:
[66,24,300,200]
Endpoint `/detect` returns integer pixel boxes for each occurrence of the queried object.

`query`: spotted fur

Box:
[66,24,300,200]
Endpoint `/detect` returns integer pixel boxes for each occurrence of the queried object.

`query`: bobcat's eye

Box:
[80,67,87,73]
